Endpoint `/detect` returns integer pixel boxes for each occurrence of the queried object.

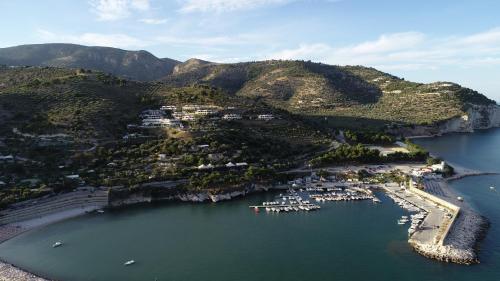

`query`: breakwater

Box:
[383,180,484,265]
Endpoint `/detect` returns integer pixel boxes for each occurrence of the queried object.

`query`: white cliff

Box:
[391,104,500,136]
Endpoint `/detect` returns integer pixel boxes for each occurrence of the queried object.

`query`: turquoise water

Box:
[0,129,500,281]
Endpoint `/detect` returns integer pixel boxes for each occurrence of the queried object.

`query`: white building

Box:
[182,115,195,121]
[195,109,218,116]
[0,155,14,163]
[222,114,242,120]
[161,105,177,111]
[257,114,274,121]
[182,105,202,112]
[431,161,446,172]
[142,118,182,128]
[140,110,164,119]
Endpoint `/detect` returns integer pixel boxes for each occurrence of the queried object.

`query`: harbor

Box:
[250,179,379,213]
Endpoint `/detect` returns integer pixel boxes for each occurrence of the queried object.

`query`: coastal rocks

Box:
[409,199,489,265]
[0,262,48,281]
[109,194,151,207]
[177,193,210,202]
[209,191,246,202]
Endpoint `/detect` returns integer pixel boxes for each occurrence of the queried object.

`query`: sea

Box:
[1,129,500,281]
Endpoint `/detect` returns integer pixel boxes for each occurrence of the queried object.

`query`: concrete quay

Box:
[384,180,485,264]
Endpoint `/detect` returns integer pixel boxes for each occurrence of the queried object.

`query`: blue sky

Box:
[1,0,500,101]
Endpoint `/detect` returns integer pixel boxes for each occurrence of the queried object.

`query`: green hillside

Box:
[164,60,495,125]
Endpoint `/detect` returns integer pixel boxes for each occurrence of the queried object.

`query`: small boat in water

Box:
[52,242,63,248]
[124,260,135,266]
[490,186,495,191]
[457,196,464,202]
[97,210,105,214]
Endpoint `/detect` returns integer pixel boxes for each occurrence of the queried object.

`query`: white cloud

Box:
[89,0,150,21]
[179,0,293,13]
[155,33,266,46]
[268,28,500,70]
[131,0,150,10]
[139,18,168,24]
[36,29,148,49]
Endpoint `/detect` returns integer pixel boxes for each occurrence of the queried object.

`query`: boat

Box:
[124,260,135,266]
[490,186,495,190]
[457,196,464,202]
[97,210,105,214]
[52,241,63,248]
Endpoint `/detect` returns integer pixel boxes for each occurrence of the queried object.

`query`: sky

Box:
[1,0,500,101]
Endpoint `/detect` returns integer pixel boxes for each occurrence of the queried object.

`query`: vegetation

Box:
[344,130,395,144]
[0,54,492,207]
[310,141,428,167]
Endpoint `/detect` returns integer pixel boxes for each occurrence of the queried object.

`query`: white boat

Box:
[457,196,464,202]
[124,260,135,266]
[97,210,105,214]
[490,186,495,190]
[52,242,63,248]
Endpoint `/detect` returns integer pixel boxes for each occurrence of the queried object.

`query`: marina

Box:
[250,180,379,213]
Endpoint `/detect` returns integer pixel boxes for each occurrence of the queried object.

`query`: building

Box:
[181,115,195,121]
[431,161,446,172]
[160,105,177,111]
[140,110,164,119]
[0,155,14,163]
[257,114,274,121]
[222,114,242,120]
[142,118,182,128]
[182,105,202,112]
[194,109,218,116]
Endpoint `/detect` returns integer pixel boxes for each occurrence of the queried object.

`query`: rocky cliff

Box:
[389,104,500,137]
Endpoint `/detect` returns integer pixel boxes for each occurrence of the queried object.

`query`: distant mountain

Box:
[172,58,214,75]
[0,44,181,81]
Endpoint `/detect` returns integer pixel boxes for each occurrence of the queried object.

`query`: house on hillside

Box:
[142,118,182,128]
[222,114,242,120]
[0,155,14,163]
[161,105,177,112]
[257,114,274,121]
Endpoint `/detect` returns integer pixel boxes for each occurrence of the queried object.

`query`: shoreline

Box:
[0,261,49,281]
[0,164,494,280]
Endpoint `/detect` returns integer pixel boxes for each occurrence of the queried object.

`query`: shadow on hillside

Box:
[301,114,410,131]
[303,62,383,105]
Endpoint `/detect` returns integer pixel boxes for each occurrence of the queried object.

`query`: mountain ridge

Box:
[0,43,181,81]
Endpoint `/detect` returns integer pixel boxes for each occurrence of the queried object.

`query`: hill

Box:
[163,60,495,126]
[0,44,180,81]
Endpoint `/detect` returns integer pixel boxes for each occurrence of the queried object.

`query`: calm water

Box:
[1,129,500,281]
